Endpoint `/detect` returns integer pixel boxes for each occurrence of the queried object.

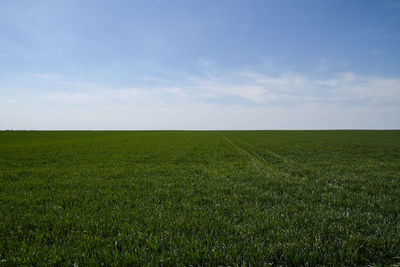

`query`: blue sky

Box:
[1,0,400,129]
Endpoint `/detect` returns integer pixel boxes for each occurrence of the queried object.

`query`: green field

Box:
[1,130,399,265]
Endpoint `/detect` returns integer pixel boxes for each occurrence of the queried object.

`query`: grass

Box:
[0,130,399,265]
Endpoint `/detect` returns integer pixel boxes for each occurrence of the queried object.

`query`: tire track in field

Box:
[228,134,296,166]
[206,132,221,163]
[220,133,294,178]
[202,132,263,179]
[201,132,257,180]
[257,145,294,165]
[220,133,275,173]
[200,132,226,179]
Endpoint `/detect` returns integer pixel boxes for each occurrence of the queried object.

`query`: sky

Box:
[1,0,400,130]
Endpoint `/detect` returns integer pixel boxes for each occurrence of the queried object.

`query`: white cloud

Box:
[236,71,400,105]
[6,71,400,107]
[1,70,400,129]
[1,101,399,130]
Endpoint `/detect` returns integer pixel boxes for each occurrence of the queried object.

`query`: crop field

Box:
[0,130,399,265]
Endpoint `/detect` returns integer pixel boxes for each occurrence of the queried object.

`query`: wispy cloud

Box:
[10,70,400,108]
[2,69,399,129]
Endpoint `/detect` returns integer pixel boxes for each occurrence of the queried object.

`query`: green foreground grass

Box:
[1,130,400,265]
